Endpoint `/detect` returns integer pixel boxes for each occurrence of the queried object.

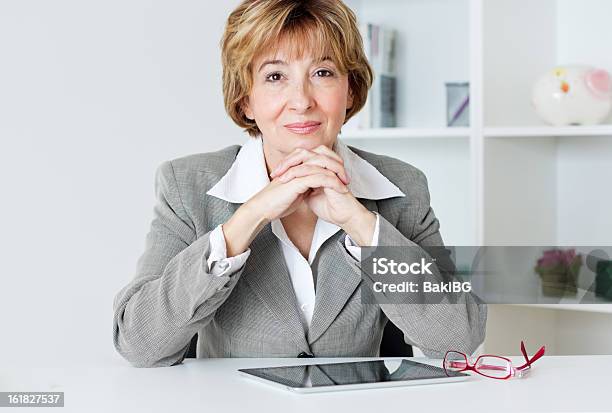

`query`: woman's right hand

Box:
[247,172,348,222]
[222,164,348,257]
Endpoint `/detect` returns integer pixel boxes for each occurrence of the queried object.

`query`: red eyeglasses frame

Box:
[443,341,546,379]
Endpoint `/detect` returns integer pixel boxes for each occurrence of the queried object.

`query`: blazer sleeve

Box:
[112,161,249,368]
[343,170,487,359]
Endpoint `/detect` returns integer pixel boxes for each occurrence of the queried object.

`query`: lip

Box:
[284,121,322,134]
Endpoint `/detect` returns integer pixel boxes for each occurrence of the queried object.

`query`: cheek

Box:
[251,90,285,121]
[319,90,350,122]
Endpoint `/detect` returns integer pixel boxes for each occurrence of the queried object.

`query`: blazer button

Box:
[297,352,314,358]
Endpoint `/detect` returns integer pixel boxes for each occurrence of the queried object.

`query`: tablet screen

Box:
[239,359,468,389]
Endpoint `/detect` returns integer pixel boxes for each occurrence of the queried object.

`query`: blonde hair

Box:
[220,0,373,137]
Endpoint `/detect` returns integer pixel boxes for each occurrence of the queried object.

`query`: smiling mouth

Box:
[284,123,322,135]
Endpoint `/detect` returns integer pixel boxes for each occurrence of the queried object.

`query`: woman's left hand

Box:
[270,145,371,229]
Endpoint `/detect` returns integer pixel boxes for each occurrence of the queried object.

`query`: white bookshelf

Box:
[343,0,612,355]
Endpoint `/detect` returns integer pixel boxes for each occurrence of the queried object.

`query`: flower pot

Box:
[539,269,577,297]
[535,251,582,297]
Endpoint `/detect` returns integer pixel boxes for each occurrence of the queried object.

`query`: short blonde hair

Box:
[220,0,373,137]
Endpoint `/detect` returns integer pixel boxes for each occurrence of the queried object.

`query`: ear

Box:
[241,97,255,120]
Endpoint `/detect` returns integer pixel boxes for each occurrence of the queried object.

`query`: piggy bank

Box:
[532,65,612,126]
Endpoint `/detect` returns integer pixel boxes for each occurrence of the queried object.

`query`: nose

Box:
[287,79,314,113]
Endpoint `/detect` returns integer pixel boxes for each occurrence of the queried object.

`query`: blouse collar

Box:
[207,136,405,203]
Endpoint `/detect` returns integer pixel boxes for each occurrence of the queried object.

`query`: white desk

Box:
[2,356,610,412]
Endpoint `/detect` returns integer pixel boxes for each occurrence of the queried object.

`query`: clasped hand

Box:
[247,145,368,228]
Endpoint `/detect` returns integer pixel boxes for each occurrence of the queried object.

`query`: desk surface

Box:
[2,355,610,413]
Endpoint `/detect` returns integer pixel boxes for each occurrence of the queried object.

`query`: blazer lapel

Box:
[307,198,379,345]
[242,223,311,354]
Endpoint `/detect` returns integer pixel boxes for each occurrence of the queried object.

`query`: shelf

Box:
[511,304,612,314]
[484,125,612,138]
[339,126,612,139]
[340,127,471,140]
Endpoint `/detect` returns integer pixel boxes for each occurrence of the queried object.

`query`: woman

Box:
[112,0,487,368]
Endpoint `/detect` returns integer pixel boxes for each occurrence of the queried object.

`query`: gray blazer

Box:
[112,144,487,368]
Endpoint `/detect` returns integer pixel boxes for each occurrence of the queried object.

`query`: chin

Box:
[286,133,334,151]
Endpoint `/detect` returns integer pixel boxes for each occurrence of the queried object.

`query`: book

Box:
[353,22,397,129]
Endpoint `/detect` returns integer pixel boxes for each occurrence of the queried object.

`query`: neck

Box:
[283,202,317,222]
[262,142,282,176]
[296,202,316,216]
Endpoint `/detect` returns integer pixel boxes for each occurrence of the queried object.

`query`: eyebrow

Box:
[258,59,285,73]
[257,56,333,73]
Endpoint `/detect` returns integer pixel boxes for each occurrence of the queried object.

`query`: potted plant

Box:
[534,249,582,297]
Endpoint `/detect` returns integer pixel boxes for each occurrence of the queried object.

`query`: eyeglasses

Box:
[443,341,545,380]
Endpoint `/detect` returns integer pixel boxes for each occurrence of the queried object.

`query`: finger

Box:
[271,147,349,185]
[299,156,349,185]
[270,148,314,178]
[312,145,350,184]
[278,164,337,182]
[290,173,349,195]
[312,144,344,166]
[277,157,347,184]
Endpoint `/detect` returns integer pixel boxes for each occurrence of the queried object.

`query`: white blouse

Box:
[205,137,405,330]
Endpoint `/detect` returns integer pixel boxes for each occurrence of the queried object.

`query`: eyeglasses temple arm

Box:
[516,342,546,370]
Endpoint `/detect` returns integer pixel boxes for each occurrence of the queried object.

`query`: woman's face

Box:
[243,41,353,167]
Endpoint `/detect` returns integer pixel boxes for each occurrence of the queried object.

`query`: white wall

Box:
[0,0,243,367]
[555,0,612,245]
[557,0,612,72]
[557,137,612,245]
[482,0,557,127]
[486,305,612,356]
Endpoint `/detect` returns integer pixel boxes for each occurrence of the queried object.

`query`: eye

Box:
[265,72,283,82]
[315,69,334,77]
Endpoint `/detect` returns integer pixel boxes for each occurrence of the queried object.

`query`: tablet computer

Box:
[238,359,471,393]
